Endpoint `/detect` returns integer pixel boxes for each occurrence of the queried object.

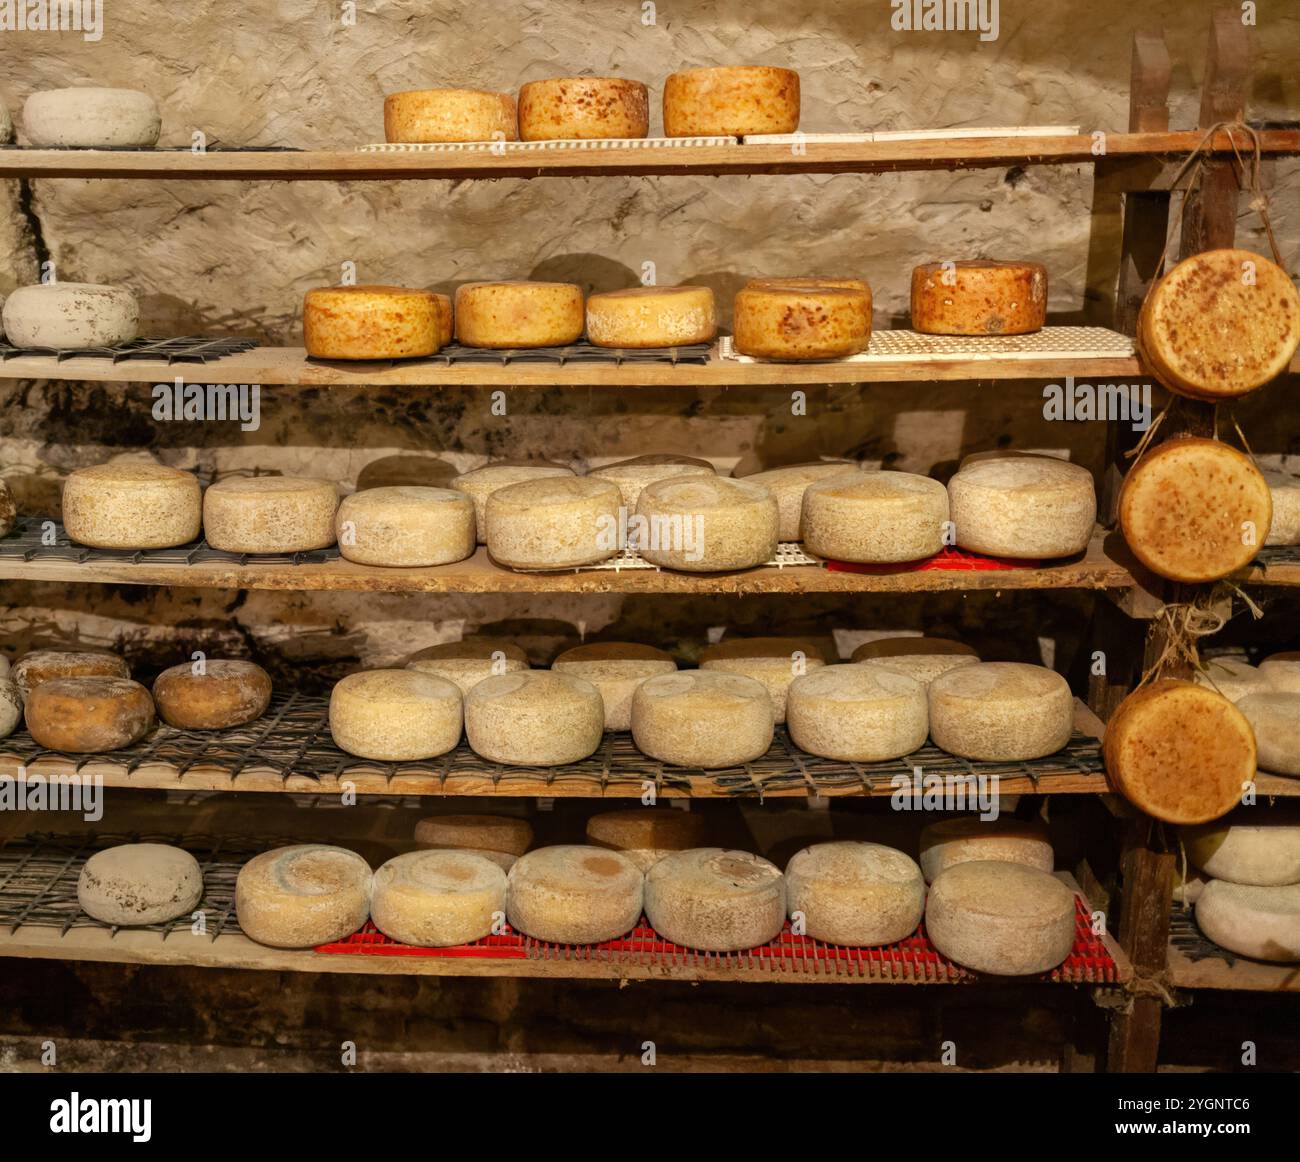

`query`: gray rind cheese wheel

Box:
[454,281,584,348]
[801,470,949,563]
[62,462,201,550]
[1259,652,1300,694]
[645,848,786,951]
[910,260,1047,336]
[506,846,643,943]
[948,454,1096,559]
[1104,679,1254,825]
[370,851,507,947]
[518,77,649,140]
[405,638,529,695]
[414,814,534,858]
[152,660,272,730]
[1182,818,1300,886]
[851,636,980,686]
[449,462,574,542]
[0,678,20,739]
[303,285,451,360]
[1195,880,1300,962]
[585,807,708,872]
[23,87,161,147]
[925,861,1076,975]
[77,843,203,927]
[465,671,604,766]
[1262,471,1300,545]
[335,486,475,567]
[485,476,620,569]
[586,454,715,511]
[928,662,1073,761]
[585,288,716,349]
[12,649,129,701]
[662,66,799,137]
[25,676,154,752]
[203,476,339,554]
[732,285,871,360]
[786,664,928,762]
[2,283,139,349]
[329,669,462,761]
[235,844,372,949]
[698,636,825,724]
[551,642,677,731]
[1119,437,1272,583]
[632,672,774,768]
[635,476,778,572]
[786,842,924,946]
[741,461,856,541]
[918,817,1054,883]
[383,88,518,143]
[1194,657,1271,703]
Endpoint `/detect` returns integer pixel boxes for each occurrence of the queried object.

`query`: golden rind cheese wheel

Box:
[663,66,800,137]
[383,88,518,143]
[454,281,584,348]
[585,286,716,348]
[62,462,201,550]
[518,77,649,140]
[25,676,155,753]
[910,260,1047,335]
[152,659,272,730]
[303,285,451,360]
[733,285,871,360]
[203,476,339,554]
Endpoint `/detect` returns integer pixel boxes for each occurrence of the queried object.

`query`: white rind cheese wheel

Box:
[406,638,529,695]
[786,842,924,946]
[585,807,707,872]
[911,260,1047,335]
[384,88,518,143]
[1196,880,1300,962]
[645,848,786,951]
[733,285,870,360]
[152,659,271,729]
[1193,657,1271,703]
[455,281,584,347]
[948,454,1095,559]
[506,845,643,943]
[414,814,534,858]
[328,669,463,760]
[635,476,777,572]
[1182,818,1300,886]
[235,844,372,949]
[1260,652,1300,694]
[926,861,1076,975]
[801,470,948,563]
[663,66,799,137]
[586,286,716,348]
[552,642,677,731]
[450,462,573,541]
[486,476,620,570]
[12,649,128,701]
[919,817,1053,883]
[1232,693,1300,777]
[77,843,203,927]
[370,850,506,947]
[929,662,1073,761]
[2,283,139,349]
[0,678,20,740]
[1175,867,1210,905]
[1262,471,1300,545]
[1119,437,1271,583]
[787,664,927,761]
[851,636,980,687]
[62,462,200,550]
[741,461,856,541]
[25,677,154,752]
[202,476,339,554]
[699,636,826,723]
[335,486,475,567]
[1104,680,1254,825]
[632,671,773,768]
[587,454,715,511]
[23,87,161,148]
[518,77,649,140]
[465,671,604,766]
[303,285,451,360]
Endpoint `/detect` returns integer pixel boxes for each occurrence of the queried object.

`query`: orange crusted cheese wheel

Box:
[663,66,799,137]
[746,276,871,301]
[25,676,155,753]
[1104,679,1254,824]
[518,77,648,140]
[1119,437,1271,583]
[12,649,128,701]
[586,286,716,348]
[152,659,272,730]
[454,281,584,348]
[733,285,871,360]
[910,260,1047,335]
[303,285,450,360]
[383,88,518,143]
[1138,248,1300,400]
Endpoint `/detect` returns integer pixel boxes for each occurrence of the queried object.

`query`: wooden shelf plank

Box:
[1167,941,1300,993]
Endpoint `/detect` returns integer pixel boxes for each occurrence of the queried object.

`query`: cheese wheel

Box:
[450,462,574,541]
[910,260,1047,335]
[485,476,620,570]
[786,664,927,761]
[152,660,271,730]
[587,454,715,511]
[24,677,154,752]
[585,807,708,872]
[1197,880,1300,961]
[22,87,161,148]
[1260,652,1300,694]
[1193,657,1270,703]
[1262,470,1300,545]
[585,286,716,348]
[371,851,507,947]
[2,283,139,349]
[62,462,201,550]
[1104,680,1254,824]
[918,817,1053,883]
[635,476,778,572]
[335,486,475,567]
[383,88,518,143]
[926,861,1075,975]
[1,477,17,537]
[1138,248,1300,400]
[732,285,871,360]
[77,844,203,927]
[202,476,339,554]
[741,461,856,541]
[851,637,980,687]
[663,66,799,137]
[551,642,677,731]
[1182,818,1300,886]
[929,662,1073,761]
[1175,867,1210,905]
[303,285,451,360]
[645,848,786,951]
[631,671,774,768]
[235,844,372,949]
[465,671,604,766]
[414,814,534,858]
[801,470,949,563]
[1235,693,1300,777]
[746,277,869,294]
[355,454,458,492]
[12,649,128,701]
[0,101,12,144]
[329,669,462,761]
[506,845,643,943]
[518,77,649,140]
[0,655,9,678]
[1119,437,1271,583]
[699,636,826,723]
[0,678,20,740]
[948,454,1095,559]
[454,281,584,348]
[406,638,529,695]
[786,842,925,946]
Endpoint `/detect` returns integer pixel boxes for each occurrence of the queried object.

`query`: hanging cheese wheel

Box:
[663,66,800,137]
[910,260,1047,335]
[454,281,584,348]
[303,286,451,360]
[733,285,871,360]
[518,77,649,140]
[586,286,716,348]
[383,88,519,143]
[1119,437,1271,583]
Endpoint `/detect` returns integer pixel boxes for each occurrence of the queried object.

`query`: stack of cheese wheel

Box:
[152,659,272,729]
[1120,437,1271,582]
[786,842,925,946]
[356,454,458,491]
[632,671,773,768]
[235,844,372,949]
[465,671,604,765]
[1242,653,1300,777]
[786,664,927,761]
[303,285,452,360]
[910,260,1048,335]
[335,486,476,566]
[802,470,948,562]
[2,283,139,349]
[383,88,518,143]
[62,462,201,550]
[663,66,799,137]
[1138,249,1300,401]
[740,461,856,541]
[1259,652,1300,692]
[918,817,1053,883]
[1184,817,1300,886]
[929,662,1073,761]
[12,648,129,701]
[486,476,620,569]
[1262,470,1300,545]
[646,849,786,951]
[518,77,649,140]
[450,461,574,541]
[733,283,870,360]
[406,638,529,695]
[506,846,643,943]
[23,87,161,147]
[455,281,584,348]
[1105,679,1254,823]
[203,476,339,554]
[25,676,155,752]
[551,642,677,731]
[586,287,716,349]
[635,476,777,571]
[852,636,980,687]
[700,636,826,723]
[328,670,463,760]
[414,813,534,872]
[78,843,203,927]
[370,850,507,947]
[1193,657,1271,703]
[585,807,707,872]
[1196,881,1300,962]
[586,454,715,511]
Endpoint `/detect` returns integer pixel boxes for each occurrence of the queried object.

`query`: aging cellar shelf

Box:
[1167,910,1300,993]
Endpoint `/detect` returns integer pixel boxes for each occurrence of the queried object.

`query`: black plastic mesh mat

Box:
[0,335,259,364]
[1169,903,1237,966]
[1253,545,1300,569]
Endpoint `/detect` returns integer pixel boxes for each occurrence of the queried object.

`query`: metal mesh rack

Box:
[0,335,259,364]
[310,340,713,367]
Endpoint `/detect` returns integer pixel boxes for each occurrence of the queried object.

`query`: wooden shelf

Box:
[1167,941,1300,993]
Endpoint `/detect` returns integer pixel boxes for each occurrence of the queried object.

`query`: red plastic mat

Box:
[825,547,1038,574]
